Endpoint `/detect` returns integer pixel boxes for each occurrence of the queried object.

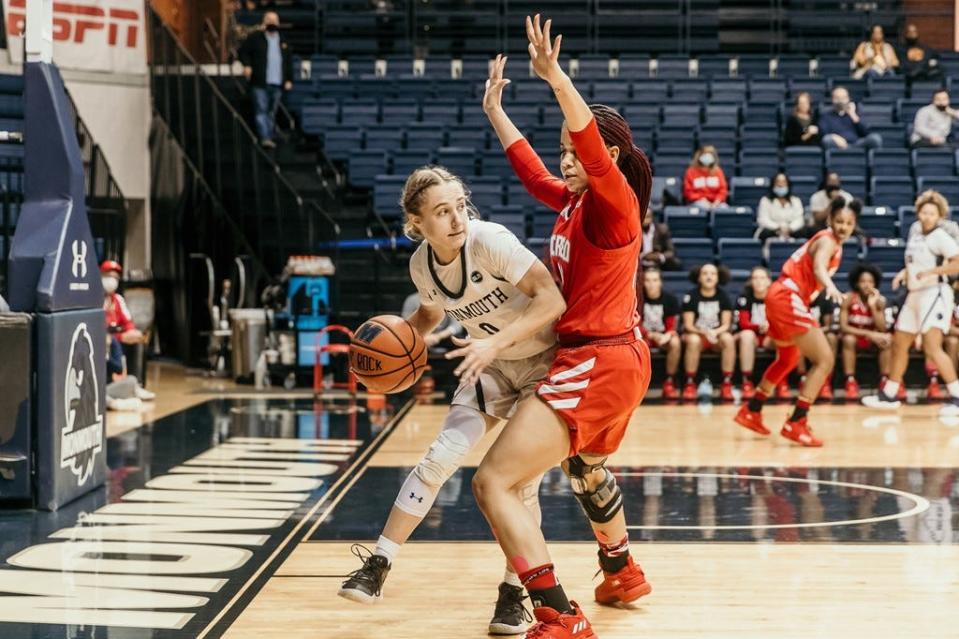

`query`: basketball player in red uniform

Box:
[470,16,651,638]
[733,197,858,446]
[838,262,891,400]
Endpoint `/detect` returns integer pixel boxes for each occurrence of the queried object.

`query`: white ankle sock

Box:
[374,535,401,565]
[947,380,959,398]
[503,569,522,588]
[883,380,900,398]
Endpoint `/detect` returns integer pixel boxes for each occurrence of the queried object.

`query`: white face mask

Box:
[102,276,119,294]
[699,153,715,166]
[773,186,789,198]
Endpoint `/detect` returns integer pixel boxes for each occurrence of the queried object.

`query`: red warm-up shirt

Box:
[104,292,135,334]
[683,165,728,203]
[506,118,652,338]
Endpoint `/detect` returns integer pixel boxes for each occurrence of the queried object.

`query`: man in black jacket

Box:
[641,207,681,271]
[238,11,293,148]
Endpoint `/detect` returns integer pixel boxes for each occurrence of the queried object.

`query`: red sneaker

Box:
[682,382,697,401]
[776,381,791,399]
[780,417,823,447]
[662,378,679,399]
[741,379,756,399]
[733,404,770,436]
[720,381,734,401]
[819,382,834,401]
[844,377,860,401]
[527,602,596,639]
[594,555,652,606]
[928,379,942,400]
[896,384,907,401]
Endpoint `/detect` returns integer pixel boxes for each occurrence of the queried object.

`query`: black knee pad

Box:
[565,455,623,524]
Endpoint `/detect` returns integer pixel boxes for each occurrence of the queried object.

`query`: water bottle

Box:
[254,351,269,390]
[697,376,713,403]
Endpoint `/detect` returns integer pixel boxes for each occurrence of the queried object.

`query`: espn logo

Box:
[6,0,139,48]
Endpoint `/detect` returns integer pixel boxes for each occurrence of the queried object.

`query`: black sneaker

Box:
[488,582,533,635]
[337,544,390,604]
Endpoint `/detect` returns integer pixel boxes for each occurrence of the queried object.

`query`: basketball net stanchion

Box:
[313,324,357,396]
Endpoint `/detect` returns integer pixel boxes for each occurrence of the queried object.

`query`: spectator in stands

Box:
[681,264,735,401]
[839,263,891,400]
[783,92,820,147]
[640,267,682,399]
[910,89,959,148]
[102,260,155,411]
[736,267,774,399]
[683,145,728,209]
[756,172,804,241]
[806,173,853,237]
[901,24,942,82]
[852,24,900,79]
[820,87,883,150]
[641,206,681,271]
[239,11,293,149]
[796,293,840,400]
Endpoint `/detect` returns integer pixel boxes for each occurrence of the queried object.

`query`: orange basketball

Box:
[349,315,428,393]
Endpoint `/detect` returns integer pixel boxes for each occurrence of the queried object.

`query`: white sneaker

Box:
[107,397,143,412]
[135,386,156,401]
[939,401,959,417]
[862,394,901,410]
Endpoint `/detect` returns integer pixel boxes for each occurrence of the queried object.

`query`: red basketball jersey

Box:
[847,293,876,330]
[779,229,842,304]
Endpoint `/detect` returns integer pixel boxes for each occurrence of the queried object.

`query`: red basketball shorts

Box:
[536,332,651,458]
[765,280,818,343]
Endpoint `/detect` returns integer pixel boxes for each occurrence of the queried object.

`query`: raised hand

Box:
[483,54,511,114]
[526,14,565,85]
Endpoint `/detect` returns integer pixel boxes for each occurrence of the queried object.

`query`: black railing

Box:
[149,7,340,276]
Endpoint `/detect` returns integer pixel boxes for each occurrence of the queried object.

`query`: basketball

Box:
[349,315,428,393]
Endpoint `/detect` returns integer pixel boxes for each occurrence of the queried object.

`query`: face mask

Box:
[265,24,279,33]
[937,104,949,112]
[773,186,789,198]
[699,153,715,166]
[826,184,841,195]
[905,37,918,47]
[102,276,119,294]
[833,101,847,112]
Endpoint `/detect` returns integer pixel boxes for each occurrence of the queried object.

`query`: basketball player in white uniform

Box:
[339,166,565,636]
[864,190,959,416]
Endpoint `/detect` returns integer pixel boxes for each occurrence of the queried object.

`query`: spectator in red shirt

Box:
[101,260,153,410]
[683,145,728,209]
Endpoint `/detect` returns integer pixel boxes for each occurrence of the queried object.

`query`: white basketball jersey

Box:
[409,219,556,360]
[904,223,959,291]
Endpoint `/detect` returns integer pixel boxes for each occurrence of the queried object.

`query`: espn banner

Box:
[3,0,146,74]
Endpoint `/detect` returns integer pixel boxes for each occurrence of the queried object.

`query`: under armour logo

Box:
[71,240,87,278]
[409,492,423,503]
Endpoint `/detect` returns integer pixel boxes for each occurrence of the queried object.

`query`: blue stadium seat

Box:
[784,147,824,177]
[709,79,747,102]
[827,77,866,102]
[617,55,652,79]
[869,149,910,177]
[870,124,907,149]
[864,239,906,273]
[867,78,906,101]
[622,104,661,128]
[460,57,491,79]
[390,150,432,175]
[650,176,682,210]
[776,56,812,78]
[531,209,556,238]
[340,103,380,127]
[421,102,460,125]
[730,176,770,206]
[858,205,898,239]
[506,182,540,210]
[348,150,388,188]
[766,239,802,271]
[697,56,733,78]
[740,123,781,151]
[790,176,819,203]
[739,56,772,78]
[898,206,917,238]
[576,55,612,79]
[364,127,404,152]
[656,55,691,79]
[673,238,715,264]
[436,147,478,176]
[825,148,867,177]
[661,104,701,128]
[718,238,763,270]
[591,81,630,104]
[840,176,867,201]
[665,206,711,238]
[909,80,944,101]
[703,104,740,127]
[744,100,780,123]
[309,55,341,77]
[917,176,959,202]
[788,78,828,100]
[897,99,927,125]
[858,102,895,126]
[404,126,445,152]
[447,128,489,150]
[748,78,786,102]
[322,128,364,162]
[480,150,515,179]
[661,270,690,297]
[912,148,955,177]
[671,80,708,102]
[653,153,691,178]
[372,175,407,217]
[629,81,669,104]
[737,149,780,177]
[381,102,420,125]
[870,176,915,208]
[656,126,697,154]
[467,180,504,212]
[488,205,528,239]
[712,208,757,240]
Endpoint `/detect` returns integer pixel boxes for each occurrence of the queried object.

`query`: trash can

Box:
[229,309,267,382]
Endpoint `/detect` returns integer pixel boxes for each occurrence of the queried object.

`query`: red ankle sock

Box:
[519,563,558,591]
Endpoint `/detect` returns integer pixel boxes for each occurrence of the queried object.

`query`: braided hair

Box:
[588,104,652,214]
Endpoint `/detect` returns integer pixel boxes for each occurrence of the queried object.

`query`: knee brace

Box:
[564,456,623,524]
[395,405,484,518]
[763,345,801,385]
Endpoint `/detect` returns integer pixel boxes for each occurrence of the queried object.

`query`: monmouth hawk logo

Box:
[61,323,104,485]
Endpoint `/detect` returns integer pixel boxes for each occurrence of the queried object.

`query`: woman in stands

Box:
[852,24,900,79]
[475,15,653,637]
[641,267,682,399]
[864,190,959,416]
[756,173,805,241]
[783,92,821,147]
[339,165,566,637]
[838,262,891,400]
[737,266,774,399]
[683,144,728,209]
[734,197,859,446]
[682,263,736,400]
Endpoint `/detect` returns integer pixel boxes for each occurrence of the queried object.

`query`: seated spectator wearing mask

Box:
[911,89,959,148]
[683,145,728,209]
[805,173,853,237]
[102,260,154,410]
[641,207,681,271]
[852,24,900,79]
[756,172,804,241]
[820,87,883,150]
[901,24,942,82]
